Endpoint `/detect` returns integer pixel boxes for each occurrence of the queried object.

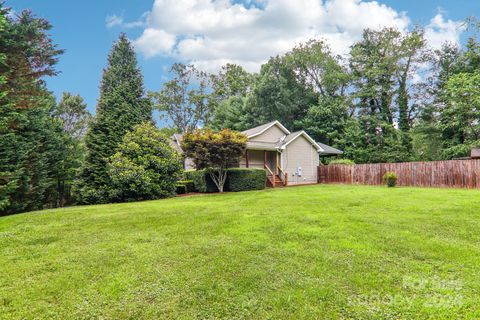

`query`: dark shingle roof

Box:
[316,142,343,155]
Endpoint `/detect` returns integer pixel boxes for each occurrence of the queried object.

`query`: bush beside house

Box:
[184,169,266,193]
[184,170,218,193]
[226,168,266,192]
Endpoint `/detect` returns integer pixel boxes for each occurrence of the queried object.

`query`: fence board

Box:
[318,159,480,189]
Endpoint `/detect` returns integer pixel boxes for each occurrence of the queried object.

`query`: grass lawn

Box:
[1,185,480,319]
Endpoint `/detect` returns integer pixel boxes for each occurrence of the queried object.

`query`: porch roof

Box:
[246,141,279,150]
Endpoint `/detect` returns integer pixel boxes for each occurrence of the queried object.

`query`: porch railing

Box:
[277,165,287,186]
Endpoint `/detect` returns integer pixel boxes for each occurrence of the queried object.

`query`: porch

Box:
[242,149,287,187]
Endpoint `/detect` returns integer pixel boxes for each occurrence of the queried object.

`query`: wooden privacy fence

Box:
[318,159,480,189]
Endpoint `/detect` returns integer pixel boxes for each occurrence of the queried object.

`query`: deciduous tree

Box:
[181,129,247,193]
[150,63,211,132]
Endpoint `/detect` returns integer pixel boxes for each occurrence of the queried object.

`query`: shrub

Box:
[329,159,355,165]
[184,170,217,193]
[181,128,247,192]
[177,180,194,193]
[175,183,187,194]
[383,172,398,187]
[226,168,266,192]
[108,123,183,202]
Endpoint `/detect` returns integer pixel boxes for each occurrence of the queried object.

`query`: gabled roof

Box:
[280,131,324,152]
[241,120,290,138]
[317,142,343,155]
[172,121,344,156]
[170,133,184,153]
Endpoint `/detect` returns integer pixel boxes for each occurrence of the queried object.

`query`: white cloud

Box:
[132,0,463,72]
[133,28,176,57]
[425,13,464,49]
[106,13,148,29]
[106,14,123,28]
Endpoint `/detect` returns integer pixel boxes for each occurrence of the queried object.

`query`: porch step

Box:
[267,175,284,187]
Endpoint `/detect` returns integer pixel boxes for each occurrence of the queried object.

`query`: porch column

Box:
[275,152,279,175]
[264,150,266,168]
[245,150,249,168]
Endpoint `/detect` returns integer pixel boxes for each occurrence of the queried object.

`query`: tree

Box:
[287,39,349,98]
[288,40,352,153]
[150,63,211,132]
[440,71,480,158]
[395,29,430,134]
[348,28,425,162]
[245,55,317,130]
[50,93,91,206]
[208,64,254,131]
[53,92,91,138]
[209,63,253,102]
[209,96,250,131]
[75,34,152,204]
[298,96,352,150]
[181,129,247,192]
[108,122,182,202]
[0,6,65,215]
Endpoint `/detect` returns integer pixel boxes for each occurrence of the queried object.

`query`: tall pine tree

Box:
[0,6,65,215]
[75,34,152,204]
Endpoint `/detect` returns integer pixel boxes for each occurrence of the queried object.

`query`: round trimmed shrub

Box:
[108,123,183,202]
[383,172,398,188]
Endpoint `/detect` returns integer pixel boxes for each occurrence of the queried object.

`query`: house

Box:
[171,120,343,187]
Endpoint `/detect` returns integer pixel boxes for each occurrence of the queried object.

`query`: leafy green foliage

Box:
[53,92,91,138]
[383,172,398,187]
[226,168,266,192]
[50,92,91,206]
[184,169,218,193]
[244,56,317,130]
[185,169,266,192]
[107,122,182,202]
[176,180,194,194]
[440,71,480,159]
[74,34,152,204]
[175,183,187,195]
[150,63,211,132]
[0,6,65,215]
[329,159,355,165]
[181,129,247,192]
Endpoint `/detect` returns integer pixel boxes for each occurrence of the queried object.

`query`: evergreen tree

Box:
[0,6,64,215]
[75,34,152,204]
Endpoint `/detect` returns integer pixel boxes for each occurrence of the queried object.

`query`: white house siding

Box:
[249,125,285,143]
[282,135,319,185]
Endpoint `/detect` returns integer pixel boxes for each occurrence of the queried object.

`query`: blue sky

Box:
[6,0,479,115]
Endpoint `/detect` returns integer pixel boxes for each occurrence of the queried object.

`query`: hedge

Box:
[184,170,217,193]
[226,168,266,192]
[175,184,187,194]
[178,180,194,193]
[176,180,195,194]
[185,168,266,193]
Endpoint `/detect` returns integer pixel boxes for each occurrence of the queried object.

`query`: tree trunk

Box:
[208,168,227,193]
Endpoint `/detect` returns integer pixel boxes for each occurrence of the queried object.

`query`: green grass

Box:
[1,185,480,319]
